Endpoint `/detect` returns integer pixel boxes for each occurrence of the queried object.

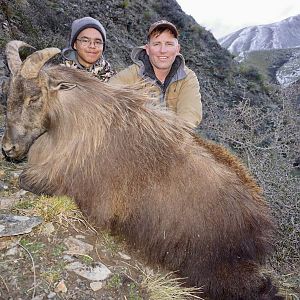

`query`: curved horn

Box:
[5,40,34,75]
[20,47,61,79]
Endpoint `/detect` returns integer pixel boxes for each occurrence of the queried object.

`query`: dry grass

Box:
[141,271,203,300]
[13,195,97,233]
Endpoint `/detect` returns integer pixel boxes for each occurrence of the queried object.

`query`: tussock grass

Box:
[141,271,203,300]
[14,195,96,233]
[34,195,96,232]
[33,195,79,222]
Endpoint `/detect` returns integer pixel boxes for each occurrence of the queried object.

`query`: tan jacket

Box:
[110,47,202,127]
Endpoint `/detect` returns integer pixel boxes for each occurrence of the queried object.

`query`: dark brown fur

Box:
[3,63,282,300]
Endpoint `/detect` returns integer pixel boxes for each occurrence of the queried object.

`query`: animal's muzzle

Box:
[2,142,18,157]
[2,143,26,162]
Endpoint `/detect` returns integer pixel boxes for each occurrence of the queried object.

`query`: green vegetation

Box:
[239,64,264,82]
[99,231,121,254]
[19,238,45,255]
[143,10,152,20]
[79,254,94,265]
[40,263,65,284]
[14,198,37,210]
[52,243,67,257]
[108,274,122,289]
[120,0,130,9]
[33,195,78,221]
[190,24,204,35]
[128,282,143,300]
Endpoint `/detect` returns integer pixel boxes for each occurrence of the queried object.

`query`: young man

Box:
[110,20,202,127]
[61,16,114,82]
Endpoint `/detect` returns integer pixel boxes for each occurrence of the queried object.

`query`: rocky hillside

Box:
[219,14,300,55]
[238,47,300,86]
[0,0,299,299]
[0,0,277,120]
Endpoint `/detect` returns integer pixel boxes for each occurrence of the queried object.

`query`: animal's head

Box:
[2,41,62,161]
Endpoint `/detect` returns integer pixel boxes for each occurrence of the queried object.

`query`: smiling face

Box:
[73,28,104,68]
[145,29,180,82]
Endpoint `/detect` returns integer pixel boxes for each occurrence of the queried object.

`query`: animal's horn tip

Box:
[49,47,61,54]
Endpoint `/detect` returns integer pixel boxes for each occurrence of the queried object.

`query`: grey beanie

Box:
[70,17,106,51]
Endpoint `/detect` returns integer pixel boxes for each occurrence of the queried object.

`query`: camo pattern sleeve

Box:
[92,59,116,82]
[60,58,115,82]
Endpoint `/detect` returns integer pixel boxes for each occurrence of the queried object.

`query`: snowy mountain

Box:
[219,15,300,56]
[219,15,300,86]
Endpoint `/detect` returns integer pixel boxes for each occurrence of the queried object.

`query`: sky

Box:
[176,0,300,39]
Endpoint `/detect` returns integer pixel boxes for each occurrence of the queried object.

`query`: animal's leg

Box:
[19,170,52,195]
[201,260,283,300]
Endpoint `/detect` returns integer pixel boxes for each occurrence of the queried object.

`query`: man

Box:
[61,16,114,82]
[110,20,202,127]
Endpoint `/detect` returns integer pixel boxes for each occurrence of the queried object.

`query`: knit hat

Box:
[148,20,179,39]
[70,17,106,51]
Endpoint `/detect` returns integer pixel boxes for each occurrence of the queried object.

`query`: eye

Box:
[95,40,104,46]
[81,38,89,43]
[28,96,40,105]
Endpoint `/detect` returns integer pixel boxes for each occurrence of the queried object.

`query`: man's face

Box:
[145,30,180,75]
[74,28,104,67]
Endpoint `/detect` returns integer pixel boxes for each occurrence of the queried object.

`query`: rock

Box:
[0,190,28,210]
[75,234,86,239]
[0,214,43,237]
[64,236,93,255]
[41,222,55,236]
[0,237,15,250]
[47,292,56,299]
[0,197,17,210]
[5,246,19,256]
[90,281,103,291]
[118,251,131,260]
[0,180,8,190]
[32,294,46,300]
[62,254,75,262]
[54,279,67,293]
[65,261,112,281]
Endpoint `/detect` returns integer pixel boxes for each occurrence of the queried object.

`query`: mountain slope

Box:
[239,47,300,86]
[0,0,275,112]
[219,14,300,55]
[0,0,299,298]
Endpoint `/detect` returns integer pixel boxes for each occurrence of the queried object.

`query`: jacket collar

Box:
[61,47,105,71]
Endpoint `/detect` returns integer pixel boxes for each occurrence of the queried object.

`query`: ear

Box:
[145,44,150,55]
[49,78,77,91]
[56,82,77,91]
[177,43,181,54]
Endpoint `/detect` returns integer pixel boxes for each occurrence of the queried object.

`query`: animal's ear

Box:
[55,82,77,91]
[48,78,77,91]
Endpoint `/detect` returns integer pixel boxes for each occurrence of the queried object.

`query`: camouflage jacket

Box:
[60,48,115,82]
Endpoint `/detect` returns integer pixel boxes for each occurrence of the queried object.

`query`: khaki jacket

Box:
[110,47,202,127]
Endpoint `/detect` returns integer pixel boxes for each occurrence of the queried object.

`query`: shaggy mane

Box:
[5,62,281,300]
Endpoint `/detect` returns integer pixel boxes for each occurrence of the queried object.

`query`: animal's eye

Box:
[28,96,40,105]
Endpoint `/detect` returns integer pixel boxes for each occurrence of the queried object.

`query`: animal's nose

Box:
[2,144,17,157]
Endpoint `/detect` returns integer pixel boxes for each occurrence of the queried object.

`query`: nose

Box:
[160,44,167,53]
[2,143,17,157]
[88,41,97,48]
